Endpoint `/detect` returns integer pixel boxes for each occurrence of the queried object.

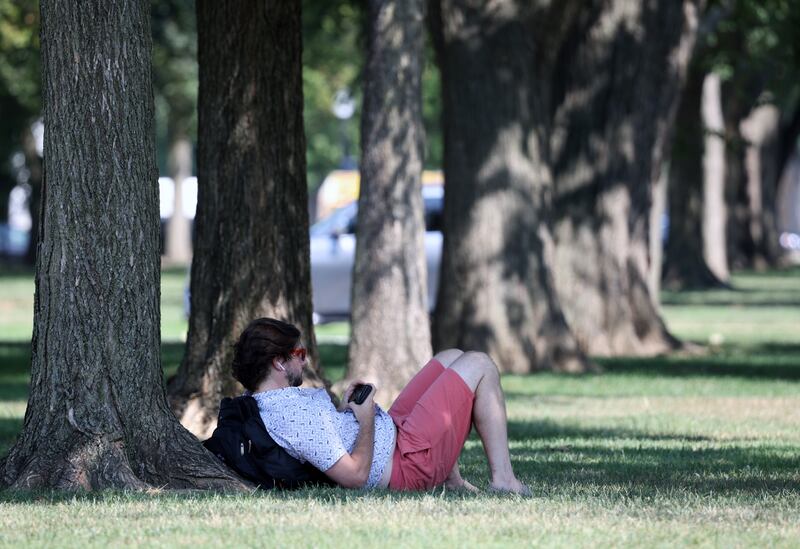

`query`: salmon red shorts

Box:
[388,358,475,490]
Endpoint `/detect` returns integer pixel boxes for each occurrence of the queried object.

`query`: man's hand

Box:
[339,381,375,412]
[347,384,375,424]
[340,380,362,409]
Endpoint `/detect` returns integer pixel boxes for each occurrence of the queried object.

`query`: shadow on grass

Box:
[660,266,800,307]
[0,262,34,278]
[661,288,800,308]
[458,421,800,497]
[594,345,800,382]
[506,420,714,442]
[0,484,478,506]
[5,341,796,383]
[0,417,23,457]
[0,382,29,401]
[2,420,796,503]
[2,339,799,501]
[0,342,31,371]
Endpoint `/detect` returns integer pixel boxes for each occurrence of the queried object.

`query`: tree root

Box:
[2,431,250,493]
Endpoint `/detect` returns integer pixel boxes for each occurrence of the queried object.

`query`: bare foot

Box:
[488,478,531,496]
[444,477,480,493]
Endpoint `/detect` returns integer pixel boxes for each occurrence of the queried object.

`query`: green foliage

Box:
[0,0,444,195]
[151,0,197,174]
[302,0,443,191]
[302,0,364,189]
[703,0,800,110]
[0,0,39,197]
[422,39,443,171]
[0,0,39,112]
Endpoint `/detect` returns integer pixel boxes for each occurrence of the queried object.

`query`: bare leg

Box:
[432,349,479,491]
[433,348,463,368]
[449,352,529,494]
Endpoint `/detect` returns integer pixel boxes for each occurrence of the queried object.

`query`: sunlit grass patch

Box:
[1,488,799,547]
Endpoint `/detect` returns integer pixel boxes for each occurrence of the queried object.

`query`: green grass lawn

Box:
[1,266,799,547]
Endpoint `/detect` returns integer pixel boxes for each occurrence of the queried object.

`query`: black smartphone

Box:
[348,383,373,405]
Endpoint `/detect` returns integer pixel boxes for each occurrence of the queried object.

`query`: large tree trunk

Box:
[648,163,667,305]
[163,134,193,266]
[719,62,794,270]
[345,0,432,403]
[551,1,700,355]
[739,103,784,269]
[663,68,727,289]
[701,72,730,281]
[773,107,800,245]
[0,0,244,491]
[777,152,800,238]
[777,108,800,179]
[432,1,590,374]
[167,0,326,439]
[722,81,753,271]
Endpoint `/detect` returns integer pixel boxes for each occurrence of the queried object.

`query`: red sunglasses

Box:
[289,347,307,361]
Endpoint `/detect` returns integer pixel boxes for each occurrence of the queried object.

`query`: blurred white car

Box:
[310,185,444,322]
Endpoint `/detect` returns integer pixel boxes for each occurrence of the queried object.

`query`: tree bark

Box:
[432,1,590,373]
[648,163,667,305]
[773,106,800,244]
[719,50,794,271]
[663,67,728,289]
[0,0,245,491]
[167,0,327,439]
[777,107,800,181]
[550,1,700,355]
[163,134,193,266]
[701,72,730,281]
[722,78,753,271]
[777,153,800,237]
[739,103,784,269]
[345,0,432,403]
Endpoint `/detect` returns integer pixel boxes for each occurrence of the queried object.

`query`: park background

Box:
[1,0,800,546]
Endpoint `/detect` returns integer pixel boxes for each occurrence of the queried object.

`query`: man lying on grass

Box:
[233,317,530,494]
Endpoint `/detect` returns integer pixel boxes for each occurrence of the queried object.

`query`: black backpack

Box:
[203,395,334,489]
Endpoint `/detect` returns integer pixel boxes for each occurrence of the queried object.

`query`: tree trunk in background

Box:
[722,81,752,271]
[432,1,590,373]
[719,60,796,271]
[777,153,800,237]
[648,163,667,305]
[345,0,432,404]
[168,0,326,439]
[163,134,193,266]
[550,1,700,355]
[1,0,244,490]
[739,104,784,269]
[701,72,730,281]
[776,107,800,187]
[775,108,800,238]
[663,67,727,289]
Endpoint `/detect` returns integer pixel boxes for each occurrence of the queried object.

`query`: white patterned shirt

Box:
[252,387,396,488]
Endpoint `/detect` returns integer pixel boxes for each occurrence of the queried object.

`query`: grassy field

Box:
[0,267,799,547]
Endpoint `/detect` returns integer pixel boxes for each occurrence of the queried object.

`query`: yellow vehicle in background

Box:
[315,169,443,221]
[310,169,445,322]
